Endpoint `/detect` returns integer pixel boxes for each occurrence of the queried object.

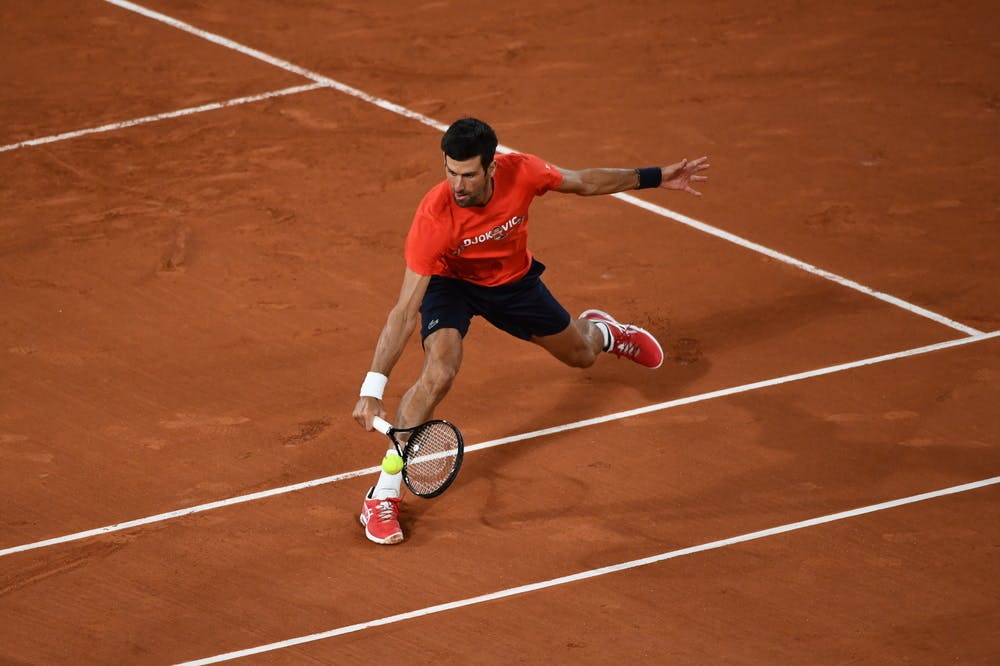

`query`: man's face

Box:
[445,154,495,207]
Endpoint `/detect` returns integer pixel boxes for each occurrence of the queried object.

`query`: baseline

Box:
[3,331,995,559]
[178,476,1000,664]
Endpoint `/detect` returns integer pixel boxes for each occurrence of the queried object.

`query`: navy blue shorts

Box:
[420,259,571,341]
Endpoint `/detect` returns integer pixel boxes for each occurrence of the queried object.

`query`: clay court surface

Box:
[2,1,998,663]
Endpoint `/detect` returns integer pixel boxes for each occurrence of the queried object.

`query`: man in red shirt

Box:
[354,117,709,544]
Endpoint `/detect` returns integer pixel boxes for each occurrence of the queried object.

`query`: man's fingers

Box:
[352,408,375,431]
[661,157,710,194]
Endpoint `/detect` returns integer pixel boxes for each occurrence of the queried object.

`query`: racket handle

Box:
[372,416,392,435]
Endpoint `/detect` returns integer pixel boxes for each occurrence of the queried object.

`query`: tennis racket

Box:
[372,416,464,498]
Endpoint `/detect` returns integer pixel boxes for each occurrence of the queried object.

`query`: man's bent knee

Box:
[420,328,463,398]
[532,323,600,368]
[417,362,457,398]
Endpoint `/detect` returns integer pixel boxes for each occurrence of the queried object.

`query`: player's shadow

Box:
[452,282,888,488]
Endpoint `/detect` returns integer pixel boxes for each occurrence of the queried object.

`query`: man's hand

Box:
[661,156,710,196]
[353,396,386,431]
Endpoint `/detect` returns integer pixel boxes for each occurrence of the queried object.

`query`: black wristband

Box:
[635,166,662,189]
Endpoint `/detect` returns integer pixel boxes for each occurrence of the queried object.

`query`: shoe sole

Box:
[580,309,664,369]
[359,512,404,545]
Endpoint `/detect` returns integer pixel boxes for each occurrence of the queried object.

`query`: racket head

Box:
[400,419,463,498]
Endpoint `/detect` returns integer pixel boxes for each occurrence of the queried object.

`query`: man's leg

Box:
[533,312,664,369]
[396,327,464,427]
[530,319,604,368]
[505,263,660,370]
[361,328,464,545]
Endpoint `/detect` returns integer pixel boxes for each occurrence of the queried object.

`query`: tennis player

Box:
[353,117,709,544]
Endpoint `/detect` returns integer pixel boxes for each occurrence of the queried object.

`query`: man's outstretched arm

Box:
[555,156,710,197]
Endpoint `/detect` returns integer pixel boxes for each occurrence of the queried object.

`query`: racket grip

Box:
[372,416,392,435]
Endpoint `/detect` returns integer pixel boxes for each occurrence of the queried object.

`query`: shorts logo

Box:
[428,318,440,330]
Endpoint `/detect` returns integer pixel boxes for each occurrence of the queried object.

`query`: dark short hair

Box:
[440,118,498,171]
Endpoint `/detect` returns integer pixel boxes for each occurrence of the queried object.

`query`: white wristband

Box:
[359,372,388,399]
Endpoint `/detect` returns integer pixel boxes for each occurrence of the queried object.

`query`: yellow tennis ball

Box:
[381,453,404,475]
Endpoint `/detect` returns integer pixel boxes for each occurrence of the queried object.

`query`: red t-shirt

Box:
[404,152,564,287]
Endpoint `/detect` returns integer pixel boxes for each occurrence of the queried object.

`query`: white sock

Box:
[595,321,613,352]
[372,448,403,499]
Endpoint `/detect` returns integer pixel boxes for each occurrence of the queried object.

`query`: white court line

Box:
[102,0,450,132]
[0,83,324,153]
[7,9,982,662]
[615,194,984,337]
[462,330,999,452]
[178,475,1000,664]
[2,330,995,560]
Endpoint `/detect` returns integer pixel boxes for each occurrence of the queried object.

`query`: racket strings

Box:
[404,422,461,494]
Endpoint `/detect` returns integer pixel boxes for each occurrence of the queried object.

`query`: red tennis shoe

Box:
[581,309,664,369]
[360,488,404,545]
